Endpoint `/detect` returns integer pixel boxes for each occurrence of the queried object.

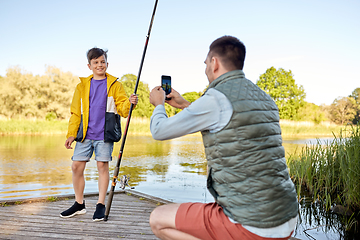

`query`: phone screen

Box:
[161,75,171,95]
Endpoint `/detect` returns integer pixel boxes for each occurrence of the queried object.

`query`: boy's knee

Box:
[72,162,85,173]
[97,161,109,171]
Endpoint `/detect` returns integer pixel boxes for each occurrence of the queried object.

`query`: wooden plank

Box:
[0,191,163,240]
[0,190,301,240]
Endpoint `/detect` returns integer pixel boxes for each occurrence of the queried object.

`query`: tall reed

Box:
[0,119,68,134]
[287,125,360,211]
[280,120,343,137]
[0,118,152,135]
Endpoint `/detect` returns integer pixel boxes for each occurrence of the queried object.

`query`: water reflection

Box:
[0,134,209,201]
[0,134,348,239]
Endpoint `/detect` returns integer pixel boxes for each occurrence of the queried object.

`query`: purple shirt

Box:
[86,78,107,140]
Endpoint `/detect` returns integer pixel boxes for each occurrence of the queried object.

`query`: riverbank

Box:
[0,118,152,136]
[0,118,345,136]
[279,119,344,137]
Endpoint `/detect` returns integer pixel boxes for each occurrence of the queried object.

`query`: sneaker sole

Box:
[92,217,104,222]
[60,209,86,218]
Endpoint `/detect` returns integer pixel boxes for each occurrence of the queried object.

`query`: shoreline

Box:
[0,189,172,207]
[0,118,346,137]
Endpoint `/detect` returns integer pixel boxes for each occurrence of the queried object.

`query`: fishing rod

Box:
[104,0,159,221]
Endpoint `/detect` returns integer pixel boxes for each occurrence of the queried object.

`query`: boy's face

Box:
[88,55,108,79]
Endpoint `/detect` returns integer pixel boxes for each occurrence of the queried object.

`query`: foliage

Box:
[174,91,202,114]
[119,74,154,118]
[349,88,360,124]
[0,66,78,119]
[119,74,175,117]
[349,88,360,104]
[329,97,357,125]
[45,112,57,121]
[0,65,358,126]
[182,91,202,103]
[256,67,306,120]
[296,102,328,123]
[287,125,360,211]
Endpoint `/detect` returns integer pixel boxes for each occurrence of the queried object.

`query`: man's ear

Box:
[212,56,220,73]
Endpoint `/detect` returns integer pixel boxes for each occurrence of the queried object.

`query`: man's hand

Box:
[129,94,138,106]
[165,88,190,109]
[65,136,75,149]
[149,86,166,107]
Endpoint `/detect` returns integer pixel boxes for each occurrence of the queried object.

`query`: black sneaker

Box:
[93,203,105,222]
[60,201,86,218]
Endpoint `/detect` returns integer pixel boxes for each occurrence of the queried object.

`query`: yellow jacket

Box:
[66,73,131,142]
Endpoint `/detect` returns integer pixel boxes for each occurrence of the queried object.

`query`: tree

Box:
[297,102,327,123]
[256,67,306,120]
[119,74,178,118]
[0,66,78,119]
[173,91,202,114]
[349,88,360,103]
[349,88,360,124]
[182,91,202,103]
[329,97,357,125]
[119,74,154,118]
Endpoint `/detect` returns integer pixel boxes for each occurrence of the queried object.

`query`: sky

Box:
[0,0,359,106]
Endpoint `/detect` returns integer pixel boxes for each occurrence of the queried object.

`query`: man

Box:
[149,36,298,240]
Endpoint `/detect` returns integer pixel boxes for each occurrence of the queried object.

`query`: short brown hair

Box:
[86,47,108,64]
[209,36,246,70]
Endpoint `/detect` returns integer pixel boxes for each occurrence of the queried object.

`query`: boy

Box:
[60,47,138,221]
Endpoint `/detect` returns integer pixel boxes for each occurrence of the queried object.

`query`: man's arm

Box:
[149,87,226,140]
[165,88,191,109]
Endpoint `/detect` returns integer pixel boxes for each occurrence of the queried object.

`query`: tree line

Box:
[0,66,358,125]
[257,67,360,125]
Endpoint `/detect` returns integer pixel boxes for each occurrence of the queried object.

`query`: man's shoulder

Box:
[204,88,226,99]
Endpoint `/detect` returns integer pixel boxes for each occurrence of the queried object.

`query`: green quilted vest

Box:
[201,70,298,228]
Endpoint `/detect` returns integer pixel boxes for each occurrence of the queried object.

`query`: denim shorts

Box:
[72,139,113,162]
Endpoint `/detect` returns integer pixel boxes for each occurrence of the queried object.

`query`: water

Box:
[0,134,353,239]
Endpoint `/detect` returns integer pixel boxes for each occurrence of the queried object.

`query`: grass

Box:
[280,120,344,137]
[0,119,68,134]
[287,124,360,211]
[0,118,346,136]
[46,196,58,202]
[0,118,151,135]
[122,117,152,135]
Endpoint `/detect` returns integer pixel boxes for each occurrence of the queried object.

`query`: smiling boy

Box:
[60,47,138,221]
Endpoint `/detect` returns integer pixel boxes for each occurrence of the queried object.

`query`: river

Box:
[0,134,347,239]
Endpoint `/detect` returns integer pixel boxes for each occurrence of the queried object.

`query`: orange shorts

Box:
[175,202,293,240]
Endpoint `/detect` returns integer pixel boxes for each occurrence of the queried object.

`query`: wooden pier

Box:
[0,190,301,240]
[0,190,171,240]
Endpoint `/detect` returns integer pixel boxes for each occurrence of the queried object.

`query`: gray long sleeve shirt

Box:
[150,87,297,238]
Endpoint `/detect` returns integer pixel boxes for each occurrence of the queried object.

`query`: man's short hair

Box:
[209,36,246,70]
[87,47,108,64]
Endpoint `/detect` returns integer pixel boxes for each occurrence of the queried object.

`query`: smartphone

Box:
[161,75,171,100]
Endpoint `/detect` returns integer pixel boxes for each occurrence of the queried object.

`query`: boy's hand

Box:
[129,94,138,106]
[165,88,190,109]
[65,136,75,149]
